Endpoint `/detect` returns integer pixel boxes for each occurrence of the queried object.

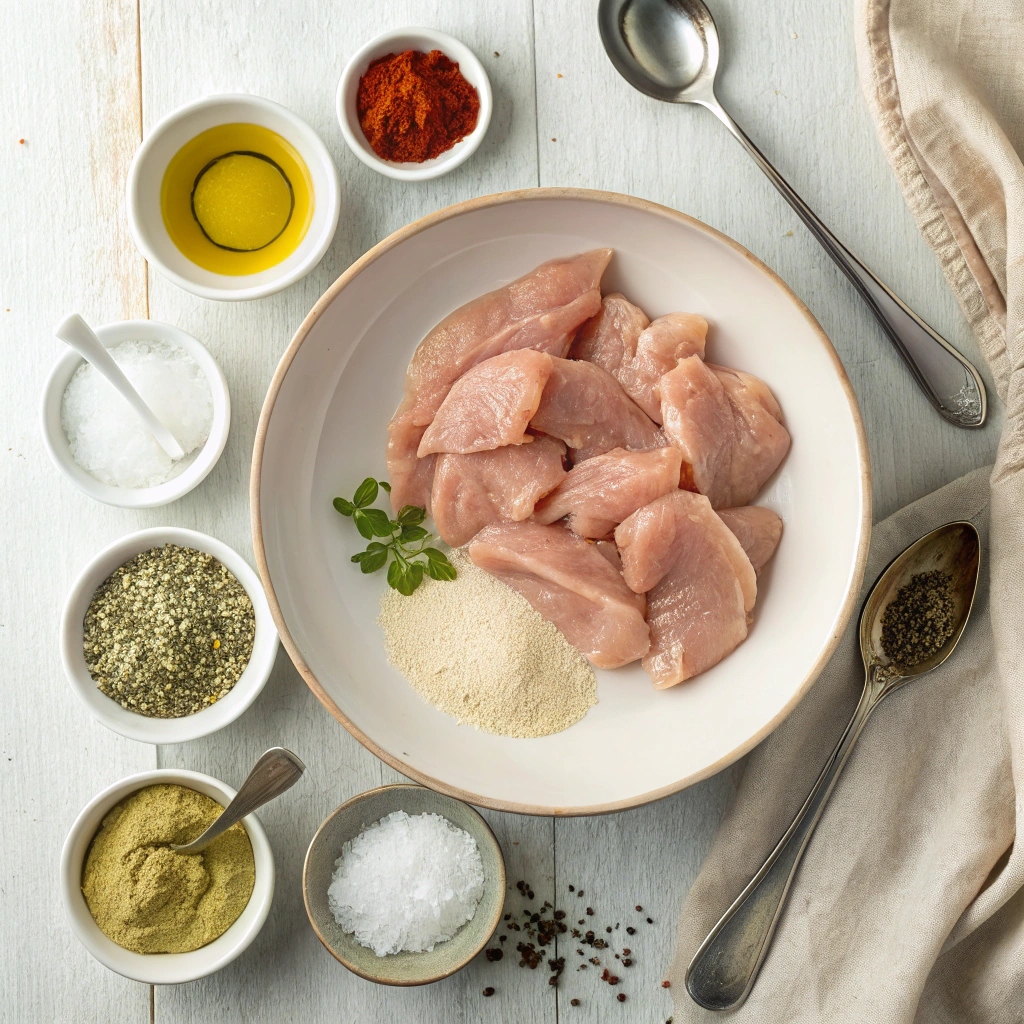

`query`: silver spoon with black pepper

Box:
[172,748,305,855]
[686,520,981,1011]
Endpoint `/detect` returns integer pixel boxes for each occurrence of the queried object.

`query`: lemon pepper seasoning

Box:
[83,544,255,717]
[82,784,255,953]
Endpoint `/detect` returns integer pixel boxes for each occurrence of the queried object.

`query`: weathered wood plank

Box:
[139,0,544,1020]
[534,0,998,1019]
[0,0,153,1020]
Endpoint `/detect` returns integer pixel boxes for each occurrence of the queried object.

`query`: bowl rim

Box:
[335,27,493,182]
[301,783,506,985]
[250,186,873,816]
[40,319,231,509]
[60,525,279,744]
[60,768,274,984]
[126,93,341,301]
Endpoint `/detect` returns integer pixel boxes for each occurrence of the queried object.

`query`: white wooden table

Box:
[0,1,999,1021]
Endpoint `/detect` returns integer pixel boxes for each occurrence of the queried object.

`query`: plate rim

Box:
[250,186,873,816]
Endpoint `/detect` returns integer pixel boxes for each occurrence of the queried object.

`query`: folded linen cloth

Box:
[668,2,1024,1020]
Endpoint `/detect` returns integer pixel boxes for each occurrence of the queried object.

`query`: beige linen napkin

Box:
[668,2,1024,1020]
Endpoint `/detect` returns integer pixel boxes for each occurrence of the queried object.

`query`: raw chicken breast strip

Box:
[571,297,707,423]
[431,437,567,548]
[657,356,790,508]
[530,357,664,462]
[569,293,650,371]
[717,506,783,573]
[386,249,612,510]
[615,490,757,687]
[622,313,708,422]
[417,350,553,456]
[533,446,682,539]
[468,521,650,669]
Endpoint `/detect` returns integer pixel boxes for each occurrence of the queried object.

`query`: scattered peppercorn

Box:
[568,885,575,892]
[880,570,956,667]
[482,987,495,997]
[662,980,672,988]
[586,907,594,916]
[626,926,636,935]
[647,918,654,924]
[635,905,643,911]
[617,993,627,1002]
[499,934,507,943]
[570,998,581,1006]
[486,948,503,962]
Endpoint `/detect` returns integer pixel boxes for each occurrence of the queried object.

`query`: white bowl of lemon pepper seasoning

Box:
[61,768,275,983]
[60,527,279,743]
[40,319,230,509]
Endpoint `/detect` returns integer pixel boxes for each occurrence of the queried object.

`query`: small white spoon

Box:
[55,313,185,461]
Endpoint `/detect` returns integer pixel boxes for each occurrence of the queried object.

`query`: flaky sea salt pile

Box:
[61,339,213,489]
[327,810,484,956]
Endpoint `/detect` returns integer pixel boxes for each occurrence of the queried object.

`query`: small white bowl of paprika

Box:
[337,27,492,181]
[61,768,275,984]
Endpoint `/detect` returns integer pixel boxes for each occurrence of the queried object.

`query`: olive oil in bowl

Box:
[161,123,313,275]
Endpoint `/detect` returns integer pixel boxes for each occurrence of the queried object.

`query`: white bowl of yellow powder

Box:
[60,769,274,984]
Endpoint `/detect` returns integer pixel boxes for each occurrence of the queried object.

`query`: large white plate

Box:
[252,189,871,815]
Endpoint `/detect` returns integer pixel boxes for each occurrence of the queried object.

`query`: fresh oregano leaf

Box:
[397,505,426,526]
[333,497,355,516]
[424,557,457,581]
[351,509,375,540]
[352,477,378,508]
[379,480,391,493]
[360,508,394,537]
[358,548,389,574]
[400,524,429,543]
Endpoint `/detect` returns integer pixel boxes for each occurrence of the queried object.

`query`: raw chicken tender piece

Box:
[417,350,552,456]
[533,446,682,539]
[717,506,783,573]
[431,437,568,548]
[657,356,790,509]
[530,357,664,462]
[622,313,708,422]
[615,490,757,687]
[468,521,650,669]
[571,298,707,423]
[386,249,612,510]
[569,293,650,372]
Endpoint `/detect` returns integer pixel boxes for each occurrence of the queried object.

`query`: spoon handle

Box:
[54,314,186,460]
[698,98,986,429]
[173,748,305,855]
[685,671,883,1010]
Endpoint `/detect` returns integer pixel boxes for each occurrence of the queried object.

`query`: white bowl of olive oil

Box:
[127,94,341,301]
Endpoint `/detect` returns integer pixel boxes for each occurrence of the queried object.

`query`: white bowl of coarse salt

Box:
[41,319,229,508]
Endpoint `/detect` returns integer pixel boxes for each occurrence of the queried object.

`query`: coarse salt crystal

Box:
[327,810,484,957]
[61,338,213,489]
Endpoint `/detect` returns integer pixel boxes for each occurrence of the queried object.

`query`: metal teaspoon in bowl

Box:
[597,0,987,428]
[173,747,305,855]
[684,521,981,1010]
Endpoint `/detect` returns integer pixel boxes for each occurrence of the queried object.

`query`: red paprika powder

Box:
[356,49,481,163]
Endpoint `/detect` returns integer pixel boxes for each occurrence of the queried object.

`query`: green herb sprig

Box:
[333,478,456,596]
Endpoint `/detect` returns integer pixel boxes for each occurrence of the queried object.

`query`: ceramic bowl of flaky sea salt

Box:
[41,319,230,508]
[302,784,505,985]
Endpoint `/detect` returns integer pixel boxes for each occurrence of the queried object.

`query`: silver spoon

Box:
[55,313,186,460]
[685,521,981,1010]
[172,747,306,855]
[597,0,987,429]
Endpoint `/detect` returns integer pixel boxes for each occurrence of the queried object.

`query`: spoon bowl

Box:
[599,0,718,101]
[686,520,981,1010]
[597,0,987,427]
[860,521,980,681]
